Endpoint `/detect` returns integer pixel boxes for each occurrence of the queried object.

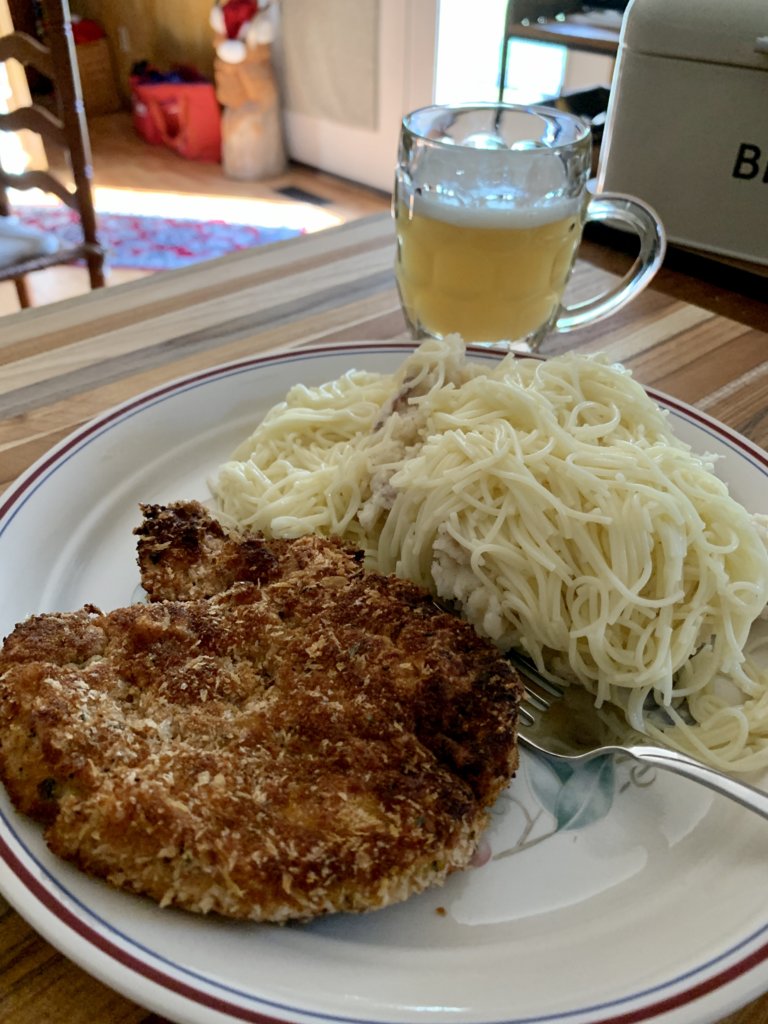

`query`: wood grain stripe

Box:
[0,269,395,417]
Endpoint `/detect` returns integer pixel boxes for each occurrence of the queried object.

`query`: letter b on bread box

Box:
[732,143,768,182]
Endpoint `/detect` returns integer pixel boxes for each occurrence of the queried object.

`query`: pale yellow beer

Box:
[394,196,584,344]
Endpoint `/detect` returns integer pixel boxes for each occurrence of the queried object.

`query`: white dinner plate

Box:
[1,342,767,1024]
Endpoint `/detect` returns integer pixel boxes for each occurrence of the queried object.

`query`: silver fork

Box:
[512,656,768,820]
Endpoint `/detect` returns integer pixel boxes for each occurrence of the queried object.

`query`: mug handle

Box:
[554,193,666,333]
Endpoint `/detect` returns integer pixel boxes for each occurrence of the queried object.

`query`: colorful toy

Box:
[210,0,285,179]
[209,0,275,64]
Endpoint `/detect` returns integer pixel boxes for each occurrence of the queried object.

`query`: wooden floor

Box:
[1,111,390,315]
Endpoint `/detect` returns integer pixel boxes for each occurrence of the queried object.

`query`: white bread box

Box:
[597,0,768,266]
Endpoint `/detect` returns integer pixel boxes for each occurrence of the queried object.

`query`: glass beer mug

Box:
[393,103,665,351]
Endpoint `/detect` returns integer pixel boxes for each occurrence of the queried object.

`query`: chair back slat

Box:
[0,169,79,210]
[0,105,66,150]
[0,32,56,79]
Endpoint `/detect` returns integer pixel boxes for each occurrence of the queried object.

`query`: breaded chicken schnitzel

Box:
[135,500,362,601]
[0,503,522,922]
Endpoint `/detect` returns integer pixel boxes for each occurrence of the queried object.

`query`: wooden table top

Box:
[0,213,767,1024]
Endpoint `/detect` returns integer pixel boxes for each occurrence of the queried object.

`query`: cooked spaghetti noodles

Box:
[213,336,768,772]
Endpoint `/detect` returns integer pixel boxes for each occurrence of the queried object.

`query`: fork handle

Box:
[629,745,768,820]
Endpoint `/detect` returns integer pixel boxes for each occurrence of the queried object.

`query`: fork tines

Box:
[507,653,565,726]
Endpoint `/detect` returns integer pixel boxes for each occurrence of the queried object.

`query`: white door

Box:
[275,0,439,193]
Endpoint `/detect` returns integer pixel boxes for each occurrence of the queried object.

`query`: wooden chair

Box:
[0,0,105,307]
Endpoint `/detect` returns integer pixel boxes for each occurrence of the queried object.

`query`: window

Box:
[434,0,567,106]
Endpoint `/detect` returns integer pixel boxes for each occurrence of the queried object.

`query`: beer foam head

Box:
[411,189,581,229]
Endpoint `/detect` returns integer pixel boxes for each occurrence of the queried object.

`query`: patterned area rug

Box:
[13,204,304,272]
